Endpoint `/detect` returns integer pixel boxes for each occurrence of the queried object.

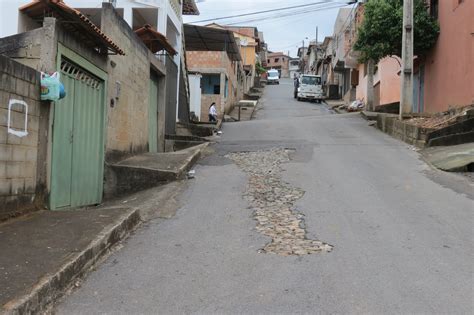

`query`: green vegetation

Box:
[255,62,267,75]
[354,0,439,63]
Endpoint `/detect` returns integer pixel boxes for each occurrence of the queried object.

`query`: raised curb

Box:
[108,142,210,195]
[360,111,378,121]
[1,209,141,315]
[175,142,209,179]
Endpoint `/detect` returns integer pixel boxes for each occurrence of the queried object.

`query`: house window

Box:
[430,0,438,19]
[201,74,221,95]
[267,59,270,64]
[274,58,279,62]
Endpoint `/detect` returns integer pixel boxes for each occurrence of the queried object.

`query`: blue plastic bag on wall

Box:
[40,72,61,101]
[59,82,66,99]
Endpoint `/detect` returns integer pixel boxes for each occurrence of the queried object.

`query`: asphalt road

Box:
[58,78,473,314]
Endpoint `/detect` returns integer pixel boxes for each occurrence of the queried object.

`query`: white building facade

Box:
[1,0,183,52]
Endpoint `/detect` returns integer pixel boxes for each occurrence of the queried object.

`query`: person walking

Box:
[208,102,218,122]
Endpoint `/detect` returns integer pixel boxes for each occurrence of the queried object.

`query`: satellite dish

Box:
[241,39,248,46]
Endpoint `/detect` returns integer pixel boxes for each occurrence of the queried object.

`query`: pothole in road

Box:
[226,148,333,256]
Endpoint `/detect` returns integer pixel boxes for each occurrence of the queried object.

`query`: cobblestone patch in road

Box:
[227,149,333,256]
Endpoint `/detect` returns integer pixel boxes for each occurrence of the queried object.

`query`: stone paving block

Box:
[227,148,333,256]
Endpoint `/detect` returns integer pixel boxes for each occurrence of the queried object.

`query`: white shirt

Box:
[209,105,217,116]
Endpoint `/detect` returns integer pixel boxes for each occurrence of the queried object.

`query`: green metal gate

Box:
[148,75,159,153]
[50,59,106,210]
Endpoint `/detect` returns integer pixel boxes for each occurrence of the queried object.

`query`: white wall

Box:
[188,74,202,120]
[189,74,202,119]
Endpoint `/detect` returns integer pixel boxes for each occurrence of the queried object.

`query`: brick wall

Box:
[266,53,290,77]
[186,51,225,69]
[187,50,242,119]
[0,55,41,220]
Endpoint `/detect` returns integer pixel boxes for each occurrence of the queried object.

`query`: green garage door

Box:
[50,59,106,210]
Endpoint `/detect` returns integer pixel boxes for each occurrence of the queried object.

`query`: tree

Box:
[255,62,266,75]
[354,0,439,63]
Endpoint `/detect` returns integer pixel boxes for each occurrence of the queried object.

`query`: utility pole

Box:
[315,26,318,75]
[366,60,374,111]
[400,0,414,119]
[301,40,305,74]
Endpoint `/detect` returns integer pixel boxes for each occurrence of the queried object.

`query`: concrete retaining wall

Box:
[376,114,433,148]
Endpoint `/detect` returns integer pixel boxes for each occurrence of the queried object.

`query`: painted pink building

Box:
[354,0,473,113]
[356,57,401,107]
[352,3,401,108]
[422,0,474,113]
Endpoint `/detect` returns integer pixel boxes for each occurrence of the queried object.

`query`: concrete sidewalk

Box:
[0,177,193,314]
[0,207,140,314]
[0,143,209,314]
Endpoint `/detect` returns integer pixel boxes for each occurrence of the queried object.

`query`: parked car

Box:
[296,74,323,102]
[267,69,280,85]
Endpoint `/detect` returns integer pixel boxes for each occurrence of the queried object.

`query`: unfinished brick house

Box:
[266,52,290,78]
[184,24,243,122]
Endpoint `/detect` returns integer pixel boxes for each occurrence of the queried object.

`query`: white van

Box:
[297,74,323,102]
[267,69,280,85]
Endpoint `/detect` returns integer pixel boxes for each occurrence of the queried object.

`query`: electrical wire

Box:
[192,1,356,23]
[225,3,348,26]
[336,2,358,35]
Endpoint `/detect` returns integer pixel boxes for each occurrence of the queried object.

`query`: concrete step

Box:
[108,143,208,196]
[360,111,378,121]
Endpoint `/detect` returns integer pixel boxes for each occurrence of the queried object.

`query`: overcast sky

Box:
[184,0,355,58]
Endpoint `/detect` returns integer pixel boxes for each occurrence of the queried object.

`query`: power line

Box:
[192,1,356,23]
[277,40,306,50]
[226,3,348,26]
[225,3,347,25]
[336,2,357,36]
